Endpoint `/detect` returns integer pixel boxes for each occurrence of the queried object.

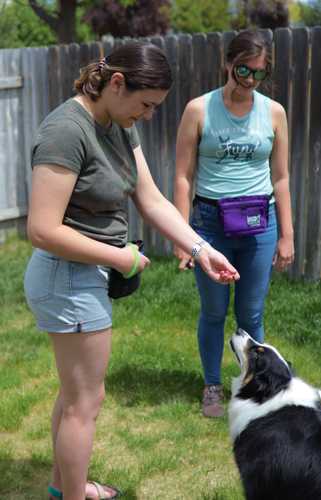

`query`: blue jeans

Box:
[191,200,278,385]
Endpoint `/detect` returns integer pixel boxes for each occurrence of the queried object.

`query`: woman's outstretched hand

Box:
[174,243,240,284]
[196,244,240,283]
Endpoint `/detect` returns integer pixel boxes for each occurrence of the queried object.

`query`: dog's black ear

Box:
[258,350,292,399]
[248,347,269,375]
[255,350,269,374]
[286,359,295,375]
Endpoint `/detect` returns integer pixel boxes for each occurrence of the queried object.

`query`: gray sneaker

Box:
[202,384,224,418]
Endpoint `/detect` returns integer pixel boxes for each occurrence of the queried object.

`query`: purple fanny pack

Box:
[217,195,271,237]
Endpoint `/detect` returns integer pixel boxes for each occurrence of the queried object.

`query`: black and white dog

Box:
[229,328,321,500]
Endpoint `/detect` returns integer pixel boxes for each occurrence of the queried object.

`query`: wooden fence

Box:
[1,28,321,280]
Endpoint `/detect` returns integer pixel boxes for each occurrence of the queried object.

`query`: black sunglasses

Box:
[234,64,268,81]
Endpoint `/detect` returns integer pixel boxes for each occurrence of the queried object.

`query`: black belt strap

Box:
[194,194,218,206]
[194,193,274,207]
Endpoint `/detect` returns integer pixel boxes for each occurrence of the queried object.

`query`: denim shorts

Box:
[24,249,112,333]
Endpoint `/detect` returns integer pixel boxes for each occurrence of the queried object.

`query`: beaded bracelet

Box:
[122,243,141,279]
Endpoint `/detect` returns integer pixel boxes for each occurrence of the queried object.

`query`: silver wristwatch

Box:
[191,239,208,258]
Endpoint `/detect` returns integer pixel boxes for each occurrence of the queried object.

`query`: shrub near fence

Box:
[0,28,321,279]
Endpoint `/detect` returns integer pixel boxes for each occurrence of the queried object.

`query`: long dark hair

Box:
[226,30,272,72]
[74,42,173,101]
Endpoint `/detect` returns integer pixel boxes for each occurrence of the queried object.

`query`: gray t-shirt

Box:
[31,98,140,246]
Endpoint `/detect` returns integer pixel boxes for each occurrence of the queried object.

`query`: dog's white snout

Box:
[236,328,250,338]
[230,328,255,369]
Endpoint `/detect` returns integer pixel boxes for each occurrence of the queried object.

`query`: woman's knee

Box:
[200,306,228,326]
[62,386,106,422]
[236,309,263,333]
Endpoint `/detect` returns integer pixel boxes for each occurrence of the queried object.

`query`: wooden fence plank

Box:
[78,43,91,71]
[22,47,45,183]
[152,35,172,254]
[21,47,34,199]
[59,45,72,102]
[0,48,28,241]
[89,41,103,61]
[273,28,292,112]
[164,34,179,183]
[191,33,207,98]
[207,32,223,91]
[68,43,81,98]
[61,44,81,101]
[289,28,310,279]
[130,37,154,250]
[102,38,115,58]
[164,34,179,251]
[48,45,63,111]
[258,29,273,99]
[305,27,321,280]
[222,31,236,57]
[221,31,236,82]
[0,50,26,210]
[177,34,193,114]
[136,119,154,251]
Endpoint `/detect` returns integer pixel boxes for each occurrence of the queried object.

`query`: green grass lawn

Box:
[1,236,321,499]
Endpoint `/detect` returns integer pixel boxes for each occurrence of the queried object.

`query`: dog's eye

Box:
[249,346,264,354]
[250,347,264,359]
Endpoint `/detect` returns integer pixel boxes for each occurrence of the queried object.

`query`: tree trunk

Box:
[28,0,78,44]
[57,0,77,44]
[243,0,251,27]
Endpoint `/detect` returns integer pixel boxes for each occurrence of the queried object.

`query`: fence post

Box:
[305,27,321,281]
[288,28,310,280]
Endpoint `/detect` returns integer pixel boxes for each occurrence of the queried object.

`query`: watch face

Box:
[191,243,202,258]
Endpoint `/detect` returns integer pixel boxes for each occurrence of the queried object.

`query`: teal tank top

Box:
[195,88,274,199]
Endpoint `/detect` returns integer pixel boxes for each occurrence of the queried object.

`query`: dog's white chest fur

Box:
[229,376,319,442]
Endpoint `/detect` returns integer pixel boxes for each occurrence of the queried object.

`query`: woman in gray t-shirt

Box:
[24,42,239,500]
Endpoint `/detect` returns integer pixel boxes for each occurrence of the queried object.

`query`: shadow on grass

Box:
[107,365,207,406]
[0,457,52,499]
[0,457,141,499]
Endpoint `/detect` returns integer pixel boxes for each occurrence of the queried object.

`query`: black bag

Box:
[108,240,144,299]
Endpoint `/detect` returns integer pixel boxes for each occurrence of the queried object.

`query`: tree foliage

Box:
[0,0,56,48]
[233,0,289,30]
[170,0,231,33]
[0,0,94,48]
[298,0,321,26]
[0,0,299,51]
[27,0,93,44]
[84,0,171,38]
[250,0,289,28]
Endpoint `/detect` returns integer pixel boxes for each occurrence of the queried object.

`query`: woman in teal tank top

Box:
[174,30,294,418]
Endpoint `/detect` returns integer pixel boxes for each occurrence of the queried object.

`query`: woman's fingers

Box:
[199,250,240,283]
